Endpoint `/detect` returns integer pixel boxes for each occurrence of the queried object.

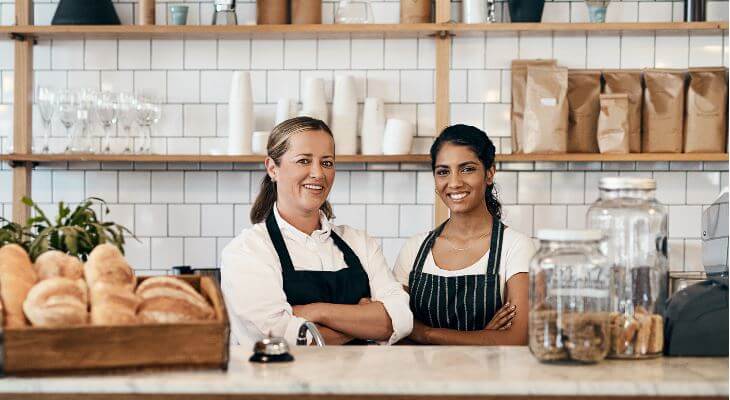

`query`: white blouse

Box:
[221,205,413,348]
[393,227,536,301]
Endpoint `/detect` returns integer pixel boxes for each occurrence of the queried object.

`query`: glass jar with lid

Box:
[587,177,668,359]
[529,229,611,364]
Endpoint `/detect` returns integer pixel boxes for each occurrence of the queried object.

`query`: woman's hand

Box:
[408,319,432,344]
[484,302,517,331]
[293,303,324,323]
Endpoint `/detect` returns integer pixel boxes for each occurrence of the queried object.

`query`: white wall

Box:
[0,0,728,273]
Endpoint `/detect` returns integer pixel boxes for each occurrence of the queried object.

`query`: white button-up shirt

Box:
[221,205,413,348]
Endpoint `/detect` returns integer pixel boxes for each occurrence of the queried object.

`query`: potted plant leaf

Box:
[0,217,32,250]
[23,197,135,262]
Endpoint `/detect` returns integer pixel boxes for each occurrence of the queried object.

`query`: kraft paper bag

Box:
[603,69,643,153]
[598,94,630,154]
[684,67,728,153]
[567,70,601,153]
[642,69,686,153]
[523,65,569,154]
[510,59,557,154]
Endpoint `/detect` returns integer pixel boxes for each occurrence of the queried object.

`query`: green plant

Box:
[0,217,32,250]
[23,197,135,262]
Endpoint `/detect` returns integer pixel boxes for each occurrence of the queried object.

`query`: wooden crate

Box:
[3,275,230,375]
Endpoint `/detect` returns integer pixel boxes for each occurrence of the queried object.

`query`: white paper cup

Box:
[382,118,414,155]
[252,131,270,155]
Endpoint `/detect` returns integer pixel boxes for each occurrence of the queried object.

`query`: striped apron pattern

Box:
[408,217,506,331]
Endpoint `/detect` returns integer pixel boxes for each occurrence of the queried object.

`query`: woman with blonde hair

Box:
[221,117,412,347]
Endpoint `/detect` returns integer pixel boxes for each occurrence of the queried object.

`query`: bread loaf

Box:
[0,244,38,328]
[84,244,135,290]
[90,282,140,325]
[34,250,84,281]
[136,277,214,323]
[22,277,88,327]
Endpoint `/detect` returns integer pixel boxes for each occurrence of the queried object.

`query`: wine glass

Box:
[36,86,56,153]
[117,93,137,154]
[95,91,119,154]
[135,95,161,154]
[57,90,79,153]
[75,89,96,153]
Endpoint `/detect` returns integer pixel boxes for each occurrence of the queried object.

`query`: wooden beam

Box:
[14,0,33,25]
[433,6,451,226]
[11,0,33,224]
[12,165,31,224]
[435,0,451,23]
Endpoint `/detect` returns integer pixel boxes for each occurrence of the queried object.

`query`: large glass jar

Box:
[587,177,669,359]
[529,229,611,364]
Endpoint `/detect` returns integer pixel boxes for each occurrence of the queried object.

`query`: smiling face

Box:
[433,142,495,215]
[265,129,335,216]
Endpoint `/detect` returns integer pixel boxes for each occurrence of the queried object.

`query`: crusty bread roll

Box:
[22,277,88,327]
[136,277,214,323]
[34,250,84,281]
[84,244,135,290]
[90,282,141,325]
[0,244,38,328]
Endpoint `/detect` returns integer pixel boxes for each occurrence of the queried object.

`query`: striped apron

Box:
[408,217,505,331]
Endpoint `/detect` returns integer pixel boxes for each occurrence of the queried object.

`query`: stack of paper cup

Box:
[228,71,253,155]
[300,78,328,123]
[360,98,385,155]
[462,0,486,23]
[274,98,298,126]
[331,75,358,155]
[252,131,270,155]
[382,118,414,155]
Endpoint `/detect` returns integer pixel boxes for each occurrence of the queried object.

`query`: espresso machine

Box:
[664,191,728,356]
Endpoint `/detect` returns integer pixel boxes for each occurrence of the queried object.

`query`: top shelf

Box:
[2,22,727,40]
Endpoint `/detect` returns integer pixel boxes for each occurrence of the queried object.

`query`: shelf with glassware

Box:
[1,21,727,41]
[12,84,728,167]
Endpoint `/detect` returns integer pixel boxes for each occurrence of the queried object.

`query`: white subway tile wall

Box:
[0,0,727,273]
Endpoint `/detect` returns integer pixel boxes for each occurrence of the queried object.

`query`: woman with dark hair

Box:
[393,124,534,345]
[221,117,412,347]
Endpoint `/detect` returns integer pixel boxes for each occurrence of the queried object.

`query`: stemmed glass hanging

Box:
[95,91,119,154]
[36,86,56,154]
[135,95,161,155]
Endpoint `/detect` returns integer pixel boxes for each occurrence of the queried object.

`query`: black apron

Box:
[265,212,371,306]
[408,217,505,331]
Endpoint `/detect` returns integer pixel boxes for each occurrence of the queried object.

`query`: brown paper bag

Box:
[510,59,558,153]
[642,69,686,153]
[523,66,569,154]
[598,94,630,154]
[603,70,643,153]
[567,70,601,153]
[684,67,728,153]
[400,0,432,23]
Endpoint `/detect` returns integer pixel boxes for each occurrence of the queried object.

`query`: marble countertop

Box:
[0,346,727,397]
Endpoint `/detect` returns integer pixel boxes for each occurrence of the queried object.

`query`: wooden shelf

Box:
[3,24,439,40]
[1,153,726,164]
[2,21,726,41]
[448,21,728,35]
[0,153,431,163]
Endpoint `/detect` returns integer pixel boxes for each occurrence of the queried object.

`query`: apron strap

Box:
[330,230,366,272]
[486,218,504,276]
[485,219,506,317]
[412,221,447,275]
[265,212,296,274]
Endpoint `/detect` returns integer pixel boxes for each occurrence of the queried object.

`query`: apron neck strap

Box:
[265,211,365,273]
[265,212,296,273]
